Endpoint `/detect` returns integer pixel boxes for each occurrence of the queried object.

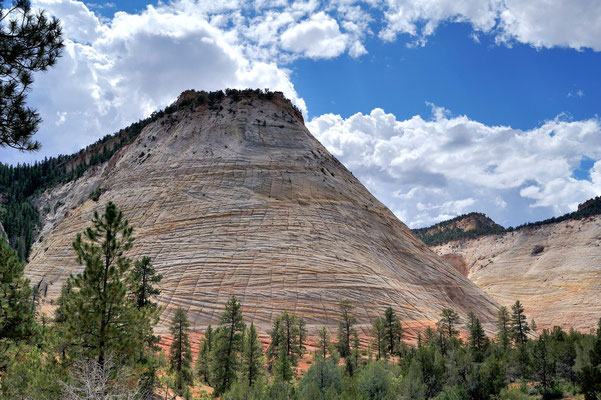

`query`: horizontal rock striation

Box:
[25,91,499,337]
[433,216,601,332]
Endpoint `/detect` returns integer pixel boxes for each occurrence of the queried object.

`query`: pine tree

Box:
[384,306,403,356]
[370,317,387,360]
[195,324,214,385]
[241,322,264,386]
[298,317,307,354]
[169,308,193,388]
[212,295,245,395]
[533,329,553,396]
[531,318,537,334]
[0,238,35,370]
[274,343,293,382]
[510,300,530,345]
[130,256,162,310]
[467,312,487,361]
[56,202,154,368]
[266,311,304,368]
[337,300,357,358]
[439,308,460,341]
[317,327,330,359]
[578,318,601,400]
[0,0,64,151]
[437,308,460,354]
[496,306,511,351]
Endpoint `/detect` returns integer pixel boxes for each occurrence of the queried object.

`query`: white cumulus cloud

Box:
[281,12,349,58]
[308,106,601,227]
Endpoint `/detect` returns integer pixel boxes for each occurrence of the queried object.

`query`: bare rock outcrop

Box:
[433,216,601,332]
[25,91,499,337]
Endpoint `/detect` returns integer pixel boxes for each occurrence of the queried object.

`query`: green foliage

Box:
[337,299,357,359]
[467,312,488,362]
[497,306,511,352]
[357,360,393,400]
[577,318,601,400]
[274,343,294,383]
[412,212,505,245]
[383,307,403,357]
[196,324,214,385]
[413,196,601,246]
[212,295,246,395]
[242,322,265,387]
[511,300,531,345]
[0,0,64,152]
[299,357,341,398]
[222,380,267,400]
[130,255,162,311]
[54,201,158,394]
[532,329,554,397]
[0,341,63,399]
[0,239,35,348]
[370,316,387,360]
[437,308,460,355]
[317,327,331,359]
[169,308,193,388]
[267,311,305,368]
[0,88,282,261]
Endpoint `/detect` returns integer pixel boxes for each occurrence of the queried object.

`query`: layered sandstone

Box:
[432,216,601,332]
[25,91,499,337]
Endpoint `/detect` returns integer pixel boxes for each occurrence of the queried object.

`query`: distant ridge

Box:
[413,196,601,246]
[412,212,504,245]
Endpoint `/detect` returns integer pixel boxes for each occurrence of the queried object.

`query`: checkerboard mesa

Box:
[25,89,499,338]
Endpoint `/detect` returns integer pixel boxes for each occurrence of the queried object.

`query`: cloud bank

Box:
[308,107,601,227]
[1,0,600,227]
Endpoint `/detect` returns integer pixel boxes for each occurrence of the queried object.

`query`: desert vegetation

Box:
[1,202,600,399]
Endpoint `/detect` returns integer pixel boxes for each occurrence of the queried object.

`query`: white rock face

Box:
[433,216,601,332]
[25,92,499,336]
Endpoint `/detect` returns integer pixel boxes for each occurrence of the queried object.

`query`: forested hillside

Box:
[413,197,601,246]
[0,89,279,261]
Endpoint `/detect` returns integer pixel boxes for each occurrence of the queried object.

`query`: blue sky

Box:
[2,0,601,228]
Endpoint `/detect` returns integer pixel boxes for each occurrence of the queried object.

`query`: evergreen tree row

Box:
[2,201,601,399]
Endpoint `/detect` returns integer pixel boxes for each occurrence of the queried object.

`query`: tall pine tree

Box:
[195,324,214,385]
[496,306,511,351]
[266,311,304,368]
[370,317,387,360]
[130,256,162,310]
[317,327,330,359]
[212,295,245,395]
[169,308,193,388]
[0,238,35,370]
[241,322,264,386]
[337,300,357,359]
[384,307,403,356]
[510,300,530,345]
[56,202,155,368]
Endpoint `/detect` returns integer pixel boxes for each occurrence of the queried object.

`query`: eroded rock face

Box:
[432,217,601,332]
[25,92,499,336]
[0,221,6,242]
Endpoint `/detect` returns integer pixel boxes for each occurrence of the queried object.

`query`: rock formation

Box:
[24,90,499,337]
[414,212,505,246]
[432,215,601,332]
[0,221,7,242]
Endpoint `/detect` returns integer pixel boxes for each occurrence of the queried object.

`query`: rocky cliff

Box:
[24,90,499,337]
[432,215,601,332]
[413,213,505,246]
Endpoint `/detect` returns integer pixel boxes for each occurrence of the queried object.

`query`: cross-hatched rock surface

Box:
[433,216,601,332]
[25,91,499,337]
